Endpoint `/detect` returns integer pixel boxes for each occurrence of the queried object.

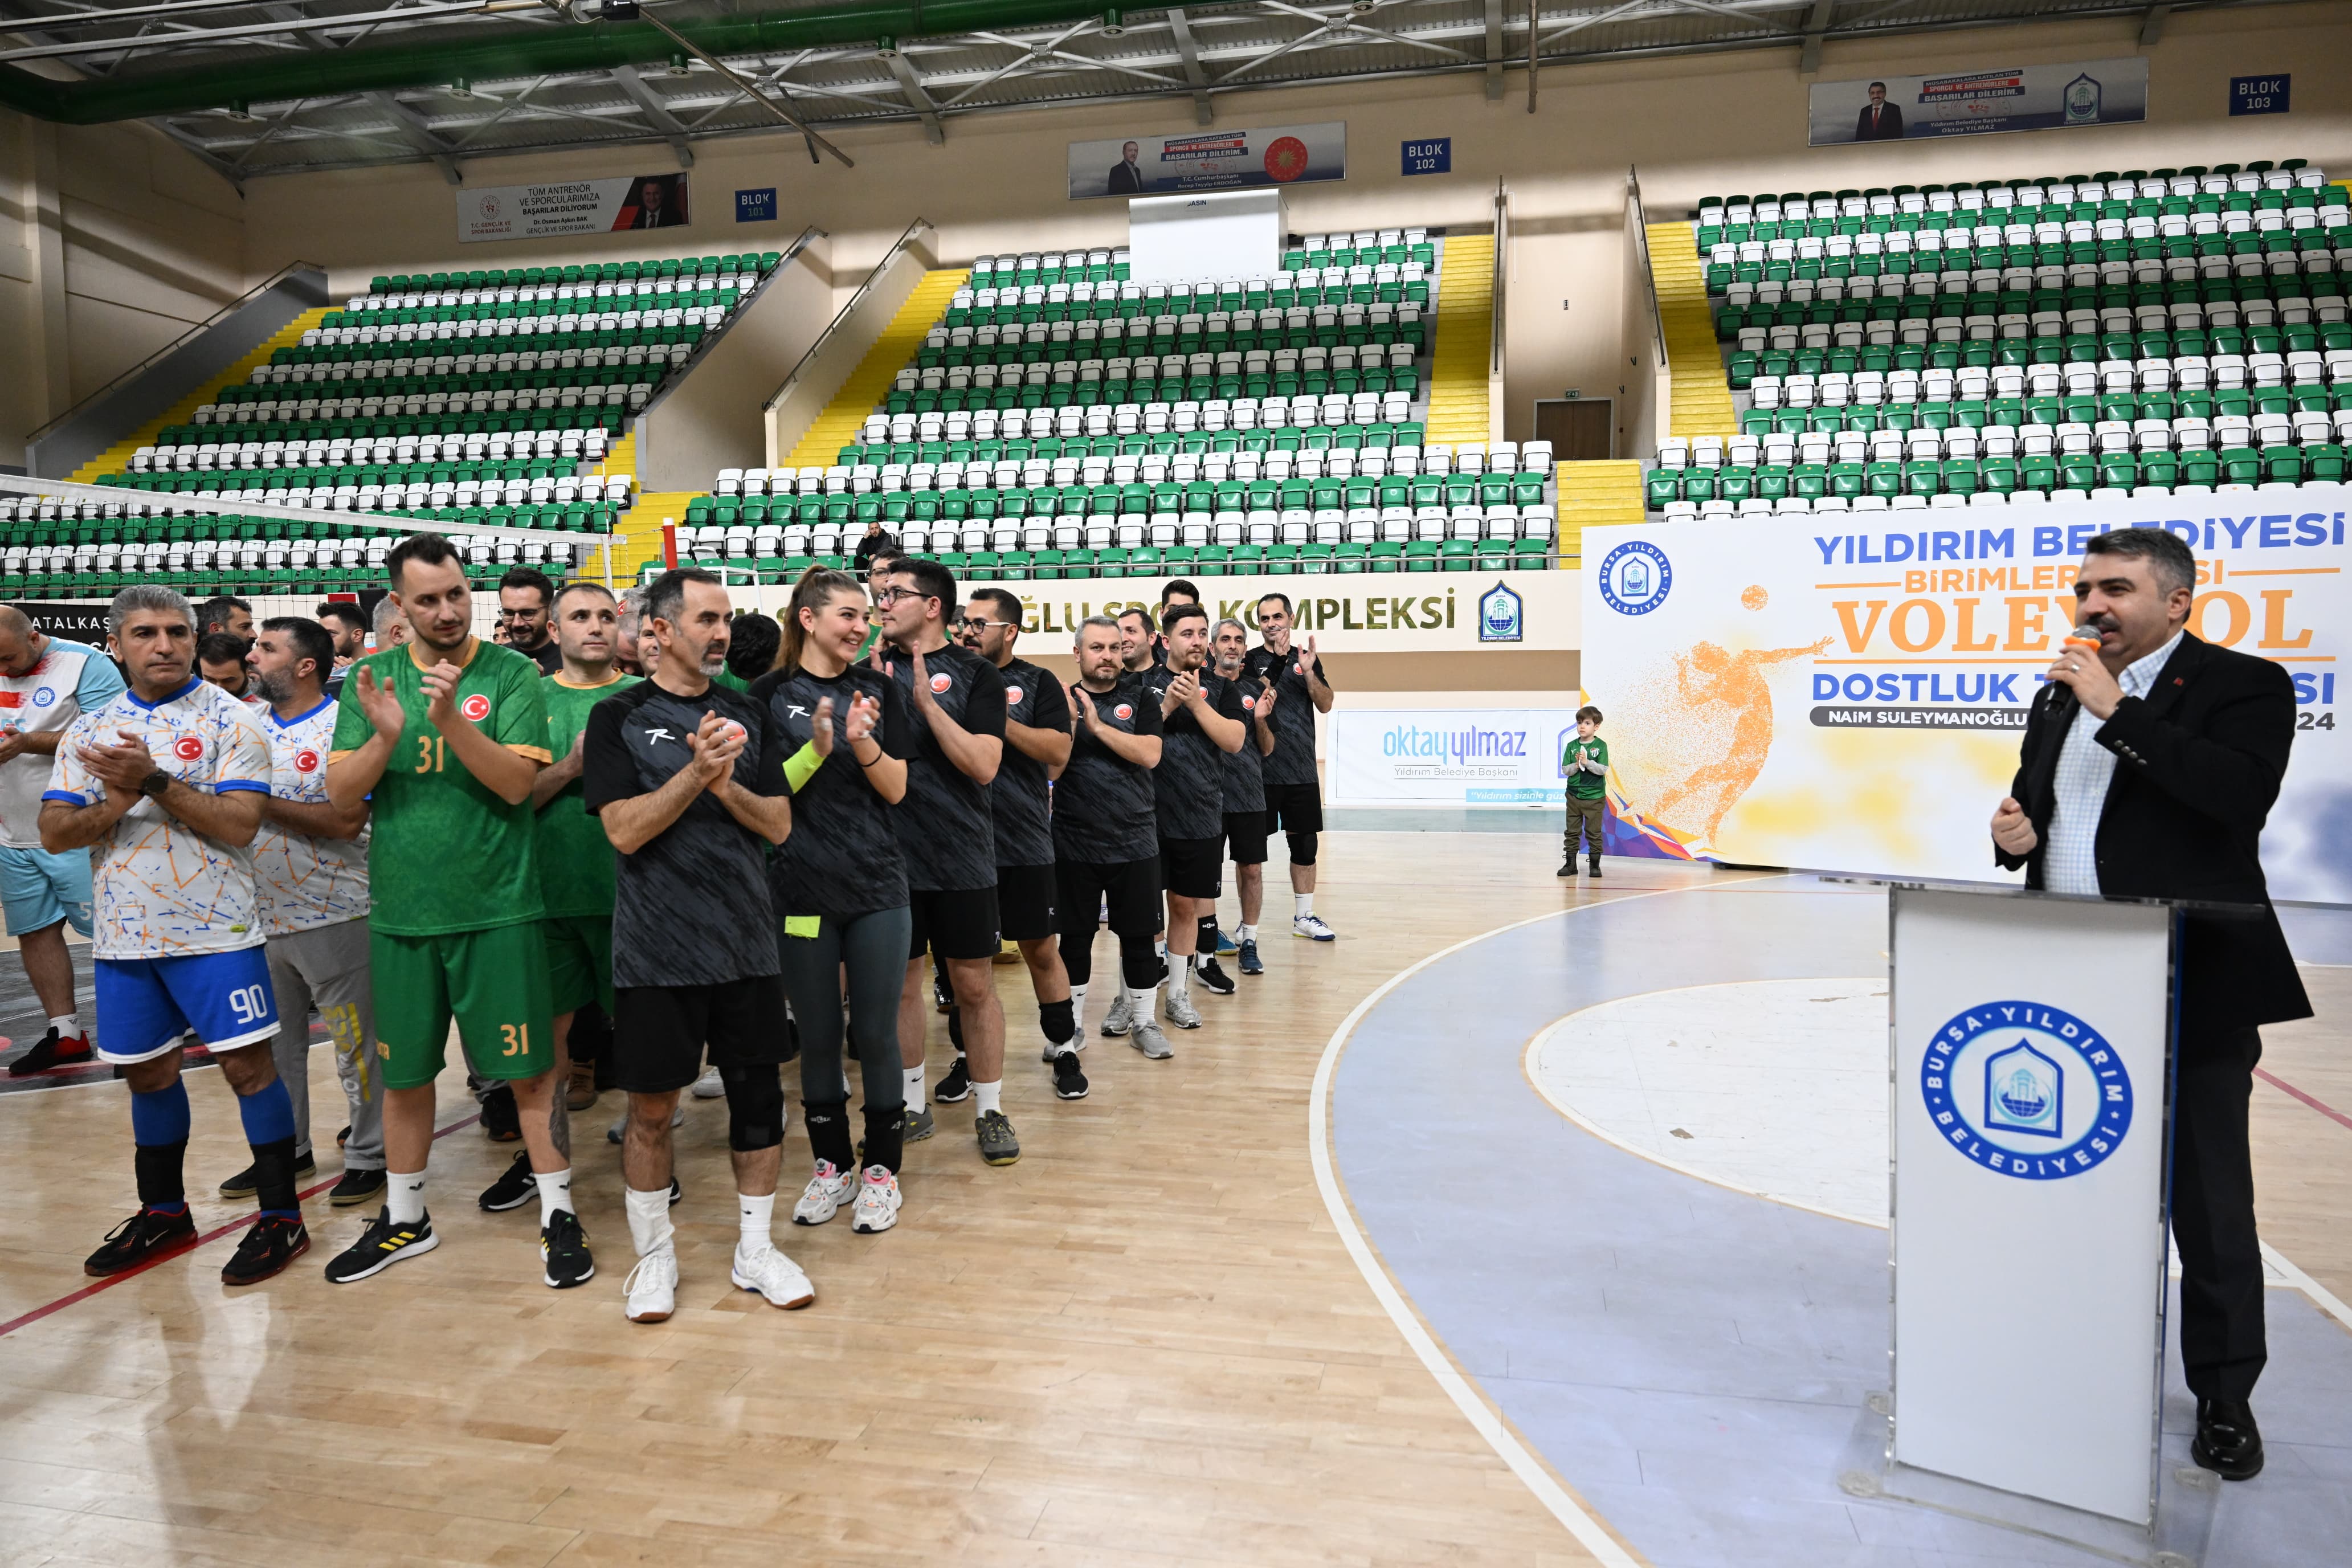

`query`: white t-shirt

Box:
[254,697,370,937]
[43,677,273,959]
[0,638,126,850]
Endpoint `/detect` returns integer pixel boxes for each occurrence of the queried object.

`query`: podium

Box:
[1884,883,2182,1528]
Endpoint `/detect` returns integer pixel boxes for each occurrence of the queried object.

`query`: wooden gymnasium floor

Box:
[0,831,2344,1567]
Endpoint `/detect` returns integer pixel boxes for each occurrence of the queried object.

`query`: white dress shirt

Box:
[2041,630,2183,896]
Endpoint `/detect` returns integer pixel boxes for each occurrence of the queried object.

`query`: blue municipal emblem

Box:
[1983,1040,2063,1137]
[1920,1000,2133,1181]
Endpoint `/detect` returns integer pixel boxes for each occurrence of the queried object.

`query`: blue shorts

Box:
[0,843,93,938]
[95,947,279,1065]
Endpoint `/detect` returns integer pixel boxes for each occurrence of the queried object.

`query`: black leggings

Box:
[775,906,910,1174]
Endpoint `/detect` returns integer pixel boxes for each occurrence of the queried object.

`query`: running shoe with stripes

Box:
[852,1166,903,1234]
[541,1210,595,1289]
[1101,989,1134,1036]
[623,1250,677,1323]
[935,1054,973,1103]
[1293,913,1337,941]
[1129,1018,1174,1059]
[975,1109,1020,1166]
[732,1243,816,1308]
[477,1149,536,1211]
[1193,957,1237,995]
[1238,938,1263,976]
[1162,991,1203,1030]
[84,1206,197,1277]
[324,1208,439,1283]
[793,1161,856,1226]
[222,1215,309,1286]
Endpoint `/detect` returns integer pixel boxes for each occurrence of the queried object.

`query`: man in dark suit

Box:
[631,177,678,229]
[1855,81,1905,141]
[1107,141,1144,194]
[1990,526,2309,1483]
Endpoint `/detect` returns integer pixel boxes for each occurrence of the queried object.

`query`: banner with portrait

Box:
[1579,493,2349,903]
[1068,122,1346,200]
[458,173,691,243]
[1809,58,2149,146]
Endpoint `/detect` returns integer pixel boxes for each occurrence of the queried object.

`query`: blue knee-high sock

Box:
[235,1077,303,1219]
[130,1080,192,1213]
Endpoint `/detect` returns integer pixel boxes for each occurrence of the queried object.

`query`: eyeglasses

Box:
[873,587,929,606]
[957,617,1013,634]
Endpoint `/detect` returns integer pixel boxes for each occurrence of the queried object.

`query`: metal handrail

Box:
[26,259,325,444]
[1627,166,1667,378]
[762,217,932,413]
[1489,180,1508,379]
[635,223,824,425]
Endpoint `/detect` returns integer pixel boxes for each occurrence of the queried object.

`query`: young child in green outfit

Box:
[1560,705,1608,878]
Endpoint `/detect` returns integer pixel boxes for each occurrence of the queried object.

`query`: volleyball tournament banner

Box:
[1579,495,2350,904]
[1068,122,1346,200]
[1808,58,2149,146]
[458,173,691,243]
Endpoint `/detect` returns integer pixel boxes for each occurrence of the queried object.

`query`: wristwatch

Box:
[138,768,173,800]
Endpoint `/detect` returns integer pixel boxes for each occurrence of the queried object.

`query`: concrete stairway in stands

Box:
[785,268,973,471]
[1644,222,1738,439]
[1425,233,1495,447]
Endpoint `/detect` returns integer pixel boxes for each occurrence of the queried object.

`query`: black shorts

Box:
[908,885,1002,962]
[1160,835,1224,900]
[612,974,791,1095]
[1223,810,1269,867]
[1264,782,1323,837]
[1055,855,1162,942]
[994,862,1059,942]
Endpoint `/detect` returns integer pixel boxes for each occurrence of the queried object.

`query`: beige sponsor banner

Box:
[736,569,1578,654]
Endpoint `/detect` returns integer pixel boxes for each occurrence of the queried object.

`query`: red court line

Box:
[0,1111,483,1340]
[2255,1067,2352,1133]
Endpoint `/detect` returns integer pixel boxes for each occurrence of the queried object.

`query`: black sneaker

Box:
[669,1175,683,1207]
[329,1167,387,1207]
[1051,1049,1090,1101]
[336,1125,351,1149]
[932,971,954,1013]
[480,1083,521,1142]
[1194,957,1237,995]
[935,1055,973,1103]
[218,1149,317,1199]
[221,1215,309,1286]
[975,1109,1021,1166]
[9,1027,93,1076]
[478,1150,536,1212]
[541,1209,595,1289]
[324,1207,439,1283]
[84,1206,198,1277]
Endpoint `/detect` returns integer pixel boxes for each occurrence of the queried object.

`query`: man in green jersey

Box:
[479,580,641,1212]
[318,533,592,1290]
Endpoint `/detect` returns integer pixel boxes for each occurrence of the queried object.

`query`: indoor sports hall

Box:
[1,3,2347,1565]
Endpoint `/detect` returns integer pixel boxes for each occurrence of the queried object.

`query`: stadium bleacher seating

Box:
[659,231,1562,582]
[2,250,786,598]
[1647,161,2352,514]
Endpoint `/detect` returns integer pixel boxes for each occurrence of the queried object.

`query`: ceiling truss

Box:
[0,0,2292,180]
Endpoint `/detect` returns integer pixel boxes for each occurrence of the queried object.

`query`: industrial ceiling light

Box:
[223,99,256,122]
[1100,7,1125,35]
[875,34,899,58]
[665,50,690,76]
[448,77,474,98]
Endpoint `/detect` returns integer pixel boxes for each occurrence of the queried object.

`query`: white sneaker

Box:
[730,1243,815,1309]
[851,1166,902,1234]
[1163,991,1202,1030]
[1101,989,1134,1036]
[792,1160,855,1226]
[689,1064,725,1100]
[1293,913,1337,941]
[622,1248,677,1323]
[1129,1018,1174,1059]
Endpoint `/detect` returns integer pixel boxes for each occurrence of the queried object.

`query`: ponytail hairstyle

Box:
[777,565,865,673]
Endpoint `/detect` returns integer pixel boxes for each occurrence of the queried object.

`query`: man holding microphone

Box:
[1989,526,2309,1483]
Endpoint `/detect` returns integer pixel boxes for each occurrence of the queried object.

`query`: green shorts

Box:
[372,923,555,1091]
[541,914,614,1019]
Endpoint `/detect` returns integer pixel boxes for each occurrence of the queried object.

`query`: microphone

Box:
[2047,619,2103,716]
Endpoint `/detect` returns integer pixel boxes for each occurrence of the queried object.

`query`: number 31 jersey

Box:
[330,638,550,938]
[43,676,273,960]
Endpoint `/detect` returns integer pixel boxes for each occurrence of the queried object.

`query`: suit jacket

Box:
[1854,103,1904,140]
[1108,160,1142,194]
[1996,631,2311,1034]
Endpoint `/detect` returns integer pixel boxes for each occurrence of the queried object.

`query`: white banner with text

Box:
[458,173,691,243]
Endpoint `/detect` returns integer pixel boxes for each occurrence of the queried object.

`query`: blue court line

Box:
[1328,878,2352,1568]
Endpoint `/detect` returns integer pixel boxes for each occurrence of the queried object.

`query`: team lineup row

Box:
[12,542,1337,1322]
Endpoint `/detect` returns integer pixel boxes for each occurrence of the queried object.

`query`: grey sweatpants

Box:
[265,917,383,1170]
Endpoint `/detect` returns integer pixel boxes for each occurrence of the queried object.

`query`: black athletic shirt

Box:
[1145,664,1244,840]
[1242,643,1328,789]
[880,640,1006,892]
[990,655,1070,869]
[748,663,913,922]
[1220,672,1268,816]
[582,680,783,987]
[1052,673,1162,866]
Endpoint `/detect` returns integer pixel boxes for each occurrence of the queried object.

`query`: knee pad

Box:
[1119,941,1162,991]
[1058,935,1093,987]
[720,1063,786,1152]
[1287,830,1318,867]
[1039,998,1075,1046]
